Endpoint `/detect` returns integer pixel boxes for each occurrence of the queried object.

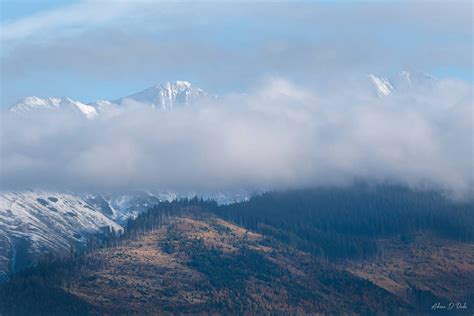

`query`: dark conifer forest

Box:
[217,185,474,259]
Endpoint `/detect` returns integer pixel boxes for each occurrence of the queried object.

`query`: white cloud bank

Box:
[1,77,473,199]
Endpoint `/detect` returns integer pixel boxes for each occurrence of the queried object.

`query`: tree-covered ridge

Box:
[106,185,473,262]
[216,185,474,259]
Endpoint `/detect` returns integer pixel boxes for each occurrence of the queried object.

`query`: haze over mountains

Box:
[1,1,471,313]
[8,71,437,117]
[3,70,471,194]
[9,80,209,117]
[1,71,472,281]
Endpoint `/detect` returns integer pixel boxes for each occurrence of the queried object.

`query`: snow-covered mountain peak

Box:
[116,80,207,110]
[9,96,98,119]
[368,74,394,97]
[8,81,208,118]
[392,70,437,90]
[156,80,192,90]
[368,70,437,97]
[398,71,412,85]
[10,96,62,112]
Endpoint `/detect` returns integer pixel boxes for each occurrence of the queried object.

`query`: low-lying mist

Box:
[1,78,472,199]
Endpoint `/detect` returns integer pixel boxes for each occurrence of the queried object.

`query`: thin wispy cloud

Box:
[1,1,472,106]
[1,0,135,42]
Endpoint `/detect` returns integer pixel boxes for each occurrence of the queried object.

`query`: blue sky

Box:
[1,0,73,21]
[1,0,472,107]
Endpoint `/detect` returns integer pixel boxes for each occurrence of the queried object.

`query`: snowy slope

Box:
[9,96,98,118]
[0,191,121,280]
[368,71,437,97]
[8,81,208,118]
[114,80,207,110]
[9,73,437,117]
[84,190,250,223]
[84,192,164,223]
[368,74,394,97]
[0,188,247,279]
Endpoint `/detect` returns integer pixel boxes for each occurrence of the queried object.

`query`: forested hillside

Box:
[1,186,473,315]
[216,185,474,259]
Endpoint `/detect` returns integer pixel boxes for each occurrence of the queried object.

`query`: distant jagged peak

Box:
[10,96,62,111]
[392,70,437,89]
[155,80,193,90]
[368,70,437,97]
[8,80,208,119]
[116,80,208,110]
[9,96,98,119]
[368,74,394,97]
